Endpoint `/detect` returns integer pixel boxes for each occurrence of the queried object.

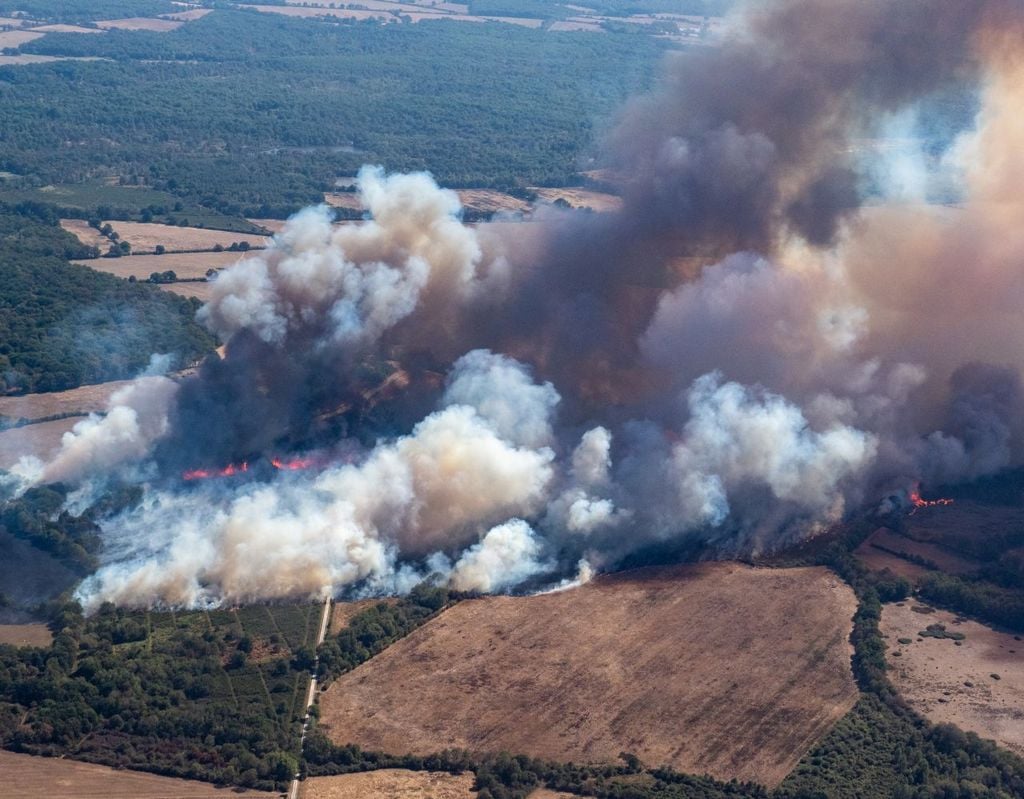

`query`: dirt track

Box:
[319,563,858,788]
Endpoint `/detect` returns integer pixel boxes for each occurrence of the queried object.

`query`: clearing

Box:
[300,770,476,799]
[319,562,859,788]
[0,30,43,48]
[0,623,52,648]
[0,417,78,469]
[96,17,185,32]
[328,598,399,636]
[882,602,1024,757]
[0,750,275,798]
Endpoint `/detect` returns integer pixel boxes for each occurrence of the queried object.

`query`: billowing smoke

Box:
[19,0,1024,608]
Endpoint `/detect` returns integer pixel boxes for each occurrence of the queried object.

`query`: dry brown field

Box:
[455,189,530,215]
[527,791,577,799]
[102,221,268,254]
[163,281,217,302]
[74,250,247,280]
[906,500,1024,555]
[532,187,623,211]
[0,16,27,26]
[319,563,858,788]
[239,5,395,21]
[882,603,1024,757]
[162,8,213,21]
[0,623,53,648]
[549,20,604,31]
[0,379,130,423]
[61,219,109,251]
[0,750,276,799]
[300,770,476,799]
[30,24,106,33]
[854,531,931,581]
[248,218,288,234]
[0,54,65,65]
[0,29,43,47]
[854,526,977,577]
[0,417,78,469]
[96,17,184,32]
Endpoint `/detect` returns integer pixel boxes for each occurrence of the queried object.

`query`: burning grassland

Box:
[317,562,859,788]
[5,0,1024,612]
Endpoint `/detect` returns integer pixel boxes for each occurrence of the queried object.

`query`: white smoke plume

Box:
[449,519,550,593]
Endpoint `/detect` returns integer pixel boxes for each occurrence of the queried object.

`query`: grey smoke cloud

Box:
[15,0,1024,608]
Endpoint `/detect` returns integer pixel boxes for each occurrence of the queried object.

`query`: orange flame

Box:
[908,485,954,514]
[183,461,249,481]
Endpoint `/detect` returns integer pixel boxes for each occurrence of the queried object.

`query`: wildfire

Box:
[908,485,954,514]
[182,455,318,481]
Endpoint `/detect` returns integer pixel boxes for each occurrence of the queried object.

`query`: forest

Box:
[0,9,670,218]
[0,206,216,394]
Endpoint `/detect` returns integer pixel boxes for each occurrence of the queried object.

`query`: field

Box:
[318,563,859,787]
[0,379,130,424]
[0,750,275,798]
[300,769,476,799]
[854,526,978,578]
[163,281,216,301]
[74,250,247,281]
[99,221,269,253]
[59,219,111,251]
[328,598,398,636]
[531,187,623,211]
[905,499,1024,561]
[96,17,184,31]
[0,29,43,48]
[325,188,622,218]
[0,417,78,468]
[0,622,53,647]
[881,603,1024,757]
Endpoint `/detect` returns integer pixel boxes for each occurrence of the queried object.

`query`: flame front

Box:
[908,485,954,514]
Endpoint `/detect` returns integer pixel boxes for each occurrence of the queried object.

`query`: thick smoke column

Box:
[22,0,1024,608]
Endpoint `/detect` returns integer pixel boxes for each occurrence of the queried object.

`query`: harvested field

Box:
[854,532,931,581]
[0,379,130,423]
[60,219,109,251]
[455,189,530,215]
[163,281,216,302]
[248,218,288,234]
[319,563,859,788]
[0,16,27,27]
[239,5,394,21]
[300,770,476,799]
[882,603,1024,757]
[855,526,977,577]
[102,221,268,253]
[549,20,604,32]
[30,24,106,33]
[0,750,275,798]
[74,250,246,280]
[905,499,1024,560]
[531,187,623,211]
[96,17,184,32]
[0,30,43,48]
[0,417,78,469]
[0,623,52,648]
[162,8,213,21]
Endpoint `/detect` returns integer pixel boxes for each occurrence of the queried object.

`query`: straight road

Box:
[287,596,332,799]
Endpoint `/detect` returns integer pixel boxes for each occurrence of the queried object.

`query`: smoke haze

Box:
[16,0,1024,608]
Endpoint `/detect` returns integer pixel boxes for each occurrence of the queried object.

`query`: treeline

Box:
[317,583,452,682]
[4,9,668,214]
[0,0,176,21]
[0,207,216,393]
[917,572,1024,634]
[0,599,314,791]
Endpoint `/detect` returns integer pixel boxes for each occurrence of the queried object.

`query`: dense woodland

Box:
[0,9,669,218]
[0,206,215,394]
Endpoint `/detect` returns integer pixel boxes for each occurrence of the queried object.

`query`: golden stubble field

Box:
[319,562,859,788]
[301,769,476,799]
[0,750,275,799]
[882,603,1024,757]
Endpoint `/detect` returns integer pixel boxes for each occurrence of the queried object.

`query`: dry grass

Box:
[0,30,44,48]
[248,218,288,234]
[531,187,622,211]
[103,221,268,254]
[239,5,395,21]
[455,189,530,215]
[0,623,52,648]
[0,750,275,798]
[300,770,476,799]
[549,20,604,32]
[854,526,977,577]
[0,418,78,469]
[0,16,27,27]
[96,17,184,32]
[29,24,105,34]
[882,603,1024,757]
[161,8,213,21]
[74,250,247,280]
[61,219,109,251]
[0,380,130,422]
[319,563,858,788]
[162,281,216,302]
